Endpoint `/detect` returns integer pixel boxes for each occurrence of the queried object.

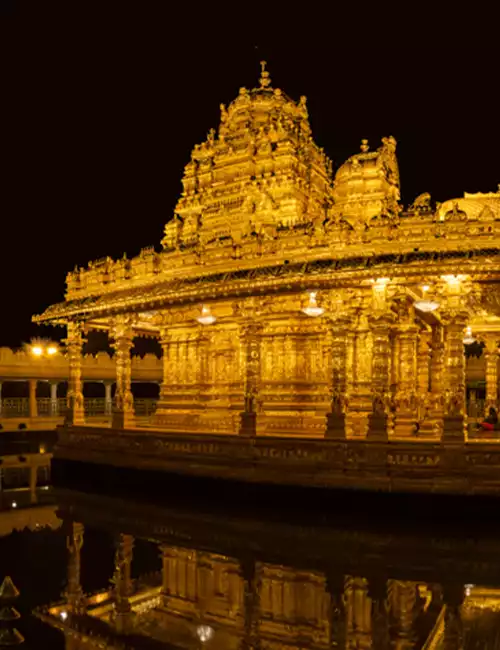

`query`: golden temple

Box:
[33,63,500,488]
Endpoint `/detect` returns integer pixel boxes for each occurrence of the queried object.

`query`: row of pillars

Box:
[64,522,467,648]
[0,380,114,418]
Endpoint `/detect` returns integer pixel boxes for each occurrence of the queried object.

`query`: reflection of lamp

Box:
[302,292,324,317]
[196,625,214,643]
[196,305,216,325]
[463,326,475,345]
[414,285,440,313]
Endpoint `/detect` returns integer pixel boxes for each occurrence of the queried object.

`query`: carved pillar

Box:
[111,321,134,429]
[326,572,346,649]
[112,533,134,633]
[28,379,38,418]
[345,314,373,439]
[420,324,445,438]
[239,322,262,437]
[325,317,350,439]
[65,522,85,615]
[483,334,499,415]
[417,330,432,429]
[50,381,58,416]
[104,381,113,415]
[64,322,85,425]
[368,314,394,440]
[442,585,464,650]
[393,324,419,438]
[441,311,468,442]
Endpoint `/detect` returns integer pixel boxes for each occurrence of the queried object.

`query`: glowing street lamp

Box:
[25,339,60,358]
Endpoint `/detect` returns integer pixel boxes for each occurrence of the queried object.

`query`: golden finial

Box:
[360,139,369,153]
[259,60,271,88]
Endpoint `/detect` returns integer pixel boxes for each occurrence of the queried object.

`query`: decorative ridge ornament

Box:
[259,60,271,89]
[302,292,324,317]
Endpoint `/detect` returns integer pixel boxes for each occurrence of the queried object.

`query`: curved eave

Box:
[32,247,500,324]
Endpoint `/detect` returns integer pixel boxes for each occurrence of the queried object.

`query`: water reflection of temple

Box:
[35,488,500,649]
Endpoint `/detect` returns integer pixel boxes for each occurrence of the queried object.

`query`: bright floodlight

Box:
[47,346,58,355]
[197,305,216,325]
[31,346,43,357]
[302,292,324,317]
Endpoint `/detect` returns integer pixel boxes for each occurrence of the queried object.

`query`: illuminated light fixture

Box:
[31,346,43,357]
[196,625,214,643]
[464,583,475,597]
[441,274,464,285]
[196,305,216,325]
[375,277,390,286]
[46,346,58,356]
[11,502,17,509]
[302,292,324,317]
[463,326,475,345]
[60,611,68,621]
[414,285,440,313]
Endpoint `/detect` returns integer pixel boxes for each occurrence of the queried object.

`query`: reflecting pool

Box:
[2,474,500,648]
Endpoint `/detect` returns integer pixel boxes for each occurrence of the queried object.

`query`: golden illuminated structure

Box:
[34,488,500,649]
[32,63,500,485]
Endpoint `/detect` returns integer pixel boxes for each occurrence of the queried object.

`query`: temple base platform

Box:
[53,423,500,497]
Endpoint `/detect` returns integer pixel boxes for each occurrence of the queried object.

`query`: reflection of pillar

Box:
[484,334,499,415]
[29,465,37,504]
[65,522,85,614]
[111,321,134,429]
[29,379,37,418]
[240,557,259,650]
[64,322,85,425]
[239,322,262,437]
[442,585,464,650]
[369,578,389,650]
[50,381,58,416]
[345,576,372,649]
[112,534,134,633]
[104,381,113,416]
[388,580,418,650]
[326,572,346,649]
[0,380,3,417]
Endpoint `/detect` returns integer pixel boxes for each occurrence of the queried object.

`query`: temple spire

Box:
[259,60,271,88]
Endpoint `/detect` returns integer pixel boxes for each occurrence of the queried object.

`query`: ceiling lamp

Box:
[302,292,324,317]
[463,326,475,345]
[196,305,216,325]
[414,285,440,313]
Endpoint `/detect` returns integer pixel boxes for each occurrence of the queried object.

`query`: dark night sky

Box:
[0,4,497,348]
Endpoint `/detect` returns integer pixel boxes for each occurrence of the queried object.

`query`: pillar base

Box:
[367,413,388,441]
[239,411,256,437]
[64,407,85,427]
[393,412,418,438]
[442,416,465,443]
[114,609,134,635]
[112,410,134,430]
[325,412,346,439]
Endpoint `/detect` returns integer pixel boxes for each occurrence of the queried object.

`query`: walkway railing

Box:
[0,398,157,418]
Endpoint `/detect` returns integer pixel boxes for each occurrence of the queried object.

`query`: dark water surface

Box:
[2,460,500,648]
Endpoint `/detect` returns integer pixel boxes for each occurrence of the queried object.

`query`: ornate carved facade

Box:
[33,63,500,441]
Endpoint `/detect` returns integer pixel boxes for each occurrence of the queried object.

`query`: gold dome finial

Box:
[259,60,271,88]
[360,139,369,153]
